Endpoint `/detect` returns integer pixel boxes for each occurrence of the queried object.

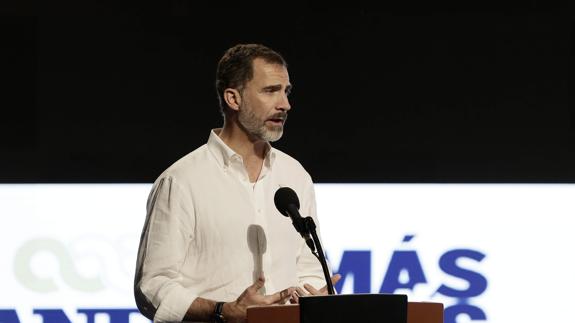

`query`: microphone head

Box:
[274,187,300,217]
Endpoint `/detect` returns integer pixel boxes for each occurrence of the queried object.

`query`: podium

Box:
[247,295,443,323]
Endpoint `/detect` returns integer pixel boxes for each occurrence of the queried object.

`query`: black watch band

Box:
[213,301,226,323]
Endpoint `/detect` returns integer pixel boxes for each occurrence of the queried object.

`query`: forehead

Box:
[249,58,290,86]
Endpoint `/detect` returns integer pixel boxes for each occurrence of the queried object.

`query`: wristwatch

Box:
[213,301,226,323]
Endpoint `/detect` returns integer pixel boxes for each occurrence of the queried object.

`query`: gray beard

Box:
[238,107,284,142]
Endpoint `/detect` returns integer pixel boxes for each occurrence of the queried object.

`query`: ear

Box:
[223,88,241,112]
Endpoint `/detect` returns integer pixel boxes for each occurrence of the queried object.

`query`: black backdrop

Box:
[2,7,575,183]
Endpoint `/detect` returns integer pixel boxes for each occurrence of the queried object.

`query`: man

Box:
[134,44,338,323]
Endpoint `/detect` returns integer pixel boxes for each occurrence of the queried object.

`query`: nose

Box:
[278,92,291,112]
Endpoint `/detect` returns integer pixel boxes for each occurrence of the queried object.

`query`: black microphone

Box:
[274,187,316,252]
[274,187,336,295]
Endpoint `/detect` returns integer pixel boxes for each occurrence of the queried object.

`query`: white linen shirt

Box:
[134,129,325,322]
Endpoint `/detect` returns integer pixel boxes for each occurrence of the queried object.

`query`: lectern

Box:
[247,295,443,323]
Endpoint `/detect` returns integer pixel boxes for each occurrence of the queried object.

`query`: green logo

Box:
[13,238,104,292]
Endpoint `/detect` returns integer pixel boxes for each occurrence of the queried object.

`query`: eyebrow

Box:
[262,84,293,93]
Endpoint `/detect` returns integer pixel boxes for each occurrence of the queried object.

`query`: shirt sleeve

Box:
[295,176,331,290]
[134,176,197,322]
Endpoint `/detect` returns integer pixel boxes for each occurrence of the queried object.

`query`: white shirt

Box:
[134,129,326,322]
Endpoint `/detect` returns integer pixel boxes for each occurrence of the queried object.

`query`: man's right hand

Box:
[223,276,295,323]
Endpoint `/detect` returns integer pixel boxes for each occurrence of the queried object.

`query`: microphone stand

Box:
[301,216,335,295]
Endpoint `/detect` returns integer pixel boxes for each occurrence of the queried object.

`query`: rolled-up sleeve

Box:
[134,176,197,322]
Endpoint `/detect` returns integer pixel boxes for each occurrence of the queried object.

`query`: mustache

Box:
[268,112,288,120]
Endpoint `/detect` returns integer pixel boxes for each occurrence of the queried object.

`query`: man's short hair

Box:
[215,44,287,116]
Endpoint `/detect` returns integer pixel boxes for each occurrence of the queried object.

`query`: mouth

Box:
[267,118,284,126]
[267,114,287,126]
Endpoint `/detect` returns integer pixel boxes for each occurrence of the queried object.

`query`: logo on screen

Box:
[332,235,487,323]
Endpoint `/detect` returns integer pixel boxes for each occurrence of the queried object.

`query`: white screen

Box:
[1,184,573,323]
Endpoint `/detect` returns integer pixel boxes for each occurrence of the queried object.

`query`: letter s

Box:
[437,249,487,298]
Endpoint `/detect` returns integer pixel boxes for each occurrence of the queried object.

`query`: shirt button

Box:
[258,209,261,213]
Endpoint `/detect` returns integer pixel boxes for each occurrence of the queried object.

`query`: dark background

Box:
[2,4,575,183]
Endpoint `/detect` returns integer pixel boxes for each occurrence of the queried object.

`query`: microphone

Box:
[274,187,336,295]
[274,187,316,252]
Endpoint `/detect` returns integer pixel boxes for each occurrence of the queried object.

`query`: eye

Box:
[262,86,280,94]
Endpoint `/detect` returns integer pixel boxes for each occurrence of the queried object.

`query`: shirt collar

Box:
[207,129,276,169]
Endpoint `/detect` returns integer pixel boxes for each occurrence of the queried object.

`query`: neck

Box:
[218,117,268,161]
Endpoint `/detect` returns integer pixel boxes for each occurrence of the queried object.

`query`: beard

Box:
[238,104,285,142]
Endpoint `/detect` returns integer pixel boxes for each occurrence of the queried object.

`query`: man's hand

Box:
[223,276,295,323]
[290,274,342,303]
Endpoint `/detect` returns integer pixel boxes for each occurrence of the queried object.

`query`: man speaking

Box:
[134,44,338,323]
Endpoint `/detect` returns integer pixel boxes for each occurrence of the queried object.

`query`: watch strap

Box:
[213,301,225,323]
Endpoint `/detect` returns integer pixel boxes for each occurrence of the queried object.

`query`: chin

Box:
[263,130,283,142]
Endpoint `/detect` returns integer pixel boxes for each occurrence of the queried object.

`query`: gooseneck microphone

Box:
[274,186,335,295]
[274,187,316,252]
